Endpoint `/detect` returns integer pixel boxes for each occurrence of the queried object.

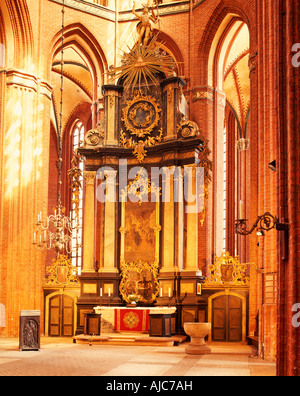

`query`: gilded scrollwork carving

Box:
[176,118,200,139]
[119,259,160,304]
[43,255,79,287]
[121,91,161,138]
[120,128,163,162]
[84,128,104,147]
[68,149,84,230]
[120,167,161,203]
[120,91,163,162]
[198,136,212,226]
[203,251,249,287]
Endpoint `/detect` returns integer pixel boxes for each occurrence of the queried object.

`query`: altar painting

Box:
[124,201,156,263]
[119,173,161,304]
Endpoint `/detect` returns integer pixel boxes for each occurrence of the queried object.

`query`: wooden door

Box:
[212,295,243,342]
[49,294,74,337]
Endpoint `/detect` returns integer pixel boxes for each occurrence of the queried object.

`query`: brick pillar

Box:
[276,0,300,377]
[191,88,214,273]
[0,69,52,336]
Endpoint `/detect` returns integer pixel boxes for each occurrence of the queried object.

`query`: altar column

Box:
[82,171,96,273]
[183,165,200,273]
[98,168,120,304]
[102,84,123,146]
[161,167,176,273]
[161,76,186,141]
[158,167,177,304]
[158,166,184,305]
[101,169,119,274]
[179,164,204,319]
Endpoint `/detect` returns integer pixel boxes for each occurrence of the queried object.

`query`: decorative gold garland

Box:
[120,128,163,163]
[68,149,84,229]
[198,137,213,226]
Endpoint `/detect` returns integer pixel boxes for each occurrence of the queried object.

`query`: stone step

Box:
[73,334,187,347]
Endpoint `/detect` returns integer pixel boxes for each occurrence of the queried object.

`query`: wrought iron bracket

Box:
[235,212,289,236]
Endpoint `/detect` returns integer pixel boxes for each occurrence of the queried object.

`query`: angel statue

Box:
[132,1,160,47]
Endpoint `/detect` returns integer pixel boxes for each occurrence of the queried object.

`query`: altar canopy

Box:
[74,3,211,335]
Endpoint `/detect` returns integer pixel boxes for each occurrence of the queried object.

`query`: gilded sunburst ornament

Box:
[107,36,176,91]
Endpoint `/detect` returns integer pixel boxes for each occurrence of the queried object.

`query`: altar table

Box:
[93,306,176,334]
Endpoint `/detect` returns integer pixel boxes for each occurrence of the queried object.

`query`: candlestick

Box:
[160,288,162,298]
[108,288,111,298]
[168,288,171,298]
[100,288,103,297]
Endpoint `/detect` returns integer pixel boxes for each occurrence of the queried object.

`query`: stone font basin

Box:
[184,322,211,355]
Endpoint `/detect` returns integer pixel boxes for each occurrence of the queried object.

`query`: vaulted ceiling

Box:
[223,21,250,135]
[51,46,93,136]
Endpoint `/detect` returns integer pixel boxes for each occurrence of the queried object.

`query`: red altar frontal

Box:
[115,308,150,333]
[93,306,177,335]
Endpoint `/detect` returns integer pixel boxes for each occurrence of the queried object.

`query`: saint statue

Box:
[132,1,159,46]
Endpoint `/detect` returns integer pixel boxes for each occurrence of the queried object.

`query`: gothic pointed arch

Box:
[154,30,185,77]
[0,8,6,67]
[197,3,253,86]
[49,23,108,90]
[4,0,34,69]
[49,23,108,142]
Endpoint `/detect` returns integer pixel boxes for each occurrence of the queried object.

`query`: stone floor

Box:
[0,336,276,377]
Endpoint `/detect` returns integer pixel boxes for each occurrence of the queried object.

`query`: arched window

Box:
[71,121,85,275]
[208,18,250,259]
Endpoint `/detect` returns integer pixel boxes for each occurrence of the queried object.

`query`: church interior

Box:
[0,0,300,377]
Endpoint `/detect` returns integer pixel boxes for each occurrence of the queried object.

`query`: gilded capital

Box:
[84,171,96,186]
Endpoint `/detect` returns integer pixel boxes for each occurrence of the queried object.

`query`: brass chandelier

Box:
[33,0,74,255]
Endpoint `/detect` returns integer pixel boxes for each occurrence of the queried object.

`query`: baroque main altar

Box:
[73,3,212,336]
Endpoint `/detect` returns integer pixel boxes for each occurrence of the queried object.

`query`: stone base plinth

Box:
[185,342,211,355]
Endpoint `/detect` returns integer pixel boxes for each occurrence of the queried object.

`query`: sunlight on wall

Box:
[0,304,5,328]
[0,44,5,67]
[4,96,43,200]
[4,99,21,198]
